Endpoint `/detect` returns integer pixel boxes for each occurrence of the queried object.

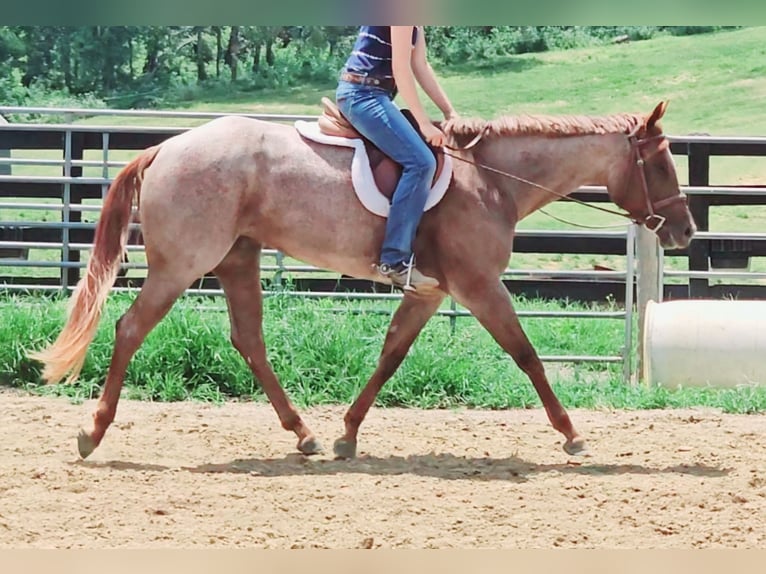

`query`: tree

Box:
[224,26,240,81]
[241,26,283,75]
[0,27,25,75]
[212,26,223,78]
[191,26,214,83]
[20,26,58,88]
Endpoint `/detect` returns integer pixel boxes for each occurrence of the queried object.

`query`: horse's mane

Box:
[442,112,646,140]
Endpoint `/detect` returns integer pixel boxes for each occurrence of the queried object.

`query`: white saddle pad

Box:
[295,120,452,218]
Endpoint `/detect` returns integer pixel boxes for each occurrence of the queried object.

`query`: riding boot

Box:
[378,257,439,292]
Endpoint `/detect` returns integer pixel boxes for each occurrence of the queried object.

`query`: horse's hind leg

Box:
[334,291,445,459]
[214,238,320,455]
[78,271,191,459]
[456,280,586,455]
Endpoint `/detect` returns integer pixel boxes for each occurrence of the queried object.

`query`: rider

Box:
[336,26,458,291]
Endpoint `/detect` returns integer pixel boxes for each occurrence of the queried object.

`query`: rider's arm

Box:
[390,26,445,146]
[411,28,457,121]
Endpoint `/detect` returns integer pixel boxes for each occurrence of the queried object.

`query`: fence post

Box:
[0,115,9,176]
[274,251,285,288]
[623,224,636,384]
[688,142,710,298]
[61,129,72,293]
[67,131,84,290]
[636,224,661,382]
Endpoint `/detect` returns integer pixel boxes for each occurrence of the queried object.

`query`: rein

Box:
[440,125,686,230]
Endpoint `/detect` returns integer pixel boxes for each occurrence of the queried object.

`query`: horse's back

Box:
[151,115,353,183]
[138,115,385,278]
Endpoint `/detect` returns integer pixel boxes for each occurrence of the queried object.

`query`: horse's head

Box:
[608,101,696,249]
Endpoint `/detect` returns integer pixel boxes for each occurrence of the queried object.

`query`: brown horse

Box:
[30,101,695,460]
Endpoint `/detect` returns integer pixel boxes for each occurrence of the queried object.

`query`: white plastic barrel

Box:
[642,299,766,388]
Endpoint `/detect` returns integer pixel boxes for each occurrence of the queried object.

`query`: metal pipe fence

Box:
[4,106,766,383]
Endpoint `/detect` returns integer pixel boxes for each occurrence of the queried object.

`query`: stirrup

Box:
[377,255,438,292]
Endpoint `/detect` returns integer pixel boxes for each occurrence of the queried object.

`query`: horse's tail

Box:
[30,145,162,384]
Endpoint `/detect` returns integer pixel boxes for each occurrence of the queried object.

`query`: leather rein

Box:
[440,124,687,232]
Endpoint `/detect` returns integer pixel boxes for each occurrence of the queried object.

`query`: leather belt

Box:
[340,72,396,92]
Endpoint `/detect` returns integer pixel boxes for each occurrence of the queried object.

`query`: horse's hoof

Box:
[297,436,323,456]
[333,438,357,460]
[563,436,588,456]
[77,429,97,459]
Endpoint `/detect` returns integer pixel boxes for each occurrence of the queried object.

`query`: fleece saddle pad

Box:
[295,120,453,218]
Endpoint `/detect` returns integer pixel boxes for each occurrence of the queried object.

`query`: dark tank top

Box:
[343,26,418,79]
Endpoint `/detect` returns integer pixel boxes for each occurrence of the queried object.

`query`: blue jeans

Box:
[336,80,437,267]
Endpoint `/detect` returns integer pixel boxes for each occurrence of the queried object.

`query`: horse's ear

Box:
[647,101,669,128]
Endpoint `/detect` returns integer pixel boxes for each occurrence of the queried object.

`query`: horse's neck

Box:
[478,133,625,220]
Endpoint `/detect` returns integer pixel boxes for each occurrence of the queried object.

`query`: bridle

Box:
[441,124,688,231]
[624,127,687,232]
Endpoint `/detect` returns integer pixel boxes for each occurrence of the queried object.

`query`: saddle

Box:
[317,97,447,202]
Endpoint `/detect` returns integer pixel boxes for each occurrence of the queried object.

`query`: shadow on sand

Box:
[74,451,730,484]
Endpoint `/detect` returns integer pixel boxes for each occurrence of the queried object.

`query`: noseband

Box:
[626,129,687,232]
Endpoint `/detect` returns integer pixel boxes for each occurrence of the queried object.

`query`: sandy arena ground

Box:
[1,388,765,549]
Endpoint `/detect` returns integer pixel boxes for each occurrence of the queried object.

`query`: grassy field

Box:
[3,27,766,411]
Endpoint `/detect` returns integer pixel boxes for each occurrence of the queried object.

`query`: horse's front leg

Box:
[334,290,445,459]
[456,280,587,455]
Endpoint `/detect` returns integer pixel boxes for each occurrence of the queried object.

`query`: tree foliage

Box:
[0,26,735,109]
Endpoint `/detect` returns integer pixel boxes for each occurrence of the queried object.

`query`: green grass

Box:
[1,293,765,414]
[437,27,766,137]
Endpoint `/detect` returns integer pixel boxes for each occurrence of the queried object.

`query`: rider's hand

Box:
[421,123,446,148]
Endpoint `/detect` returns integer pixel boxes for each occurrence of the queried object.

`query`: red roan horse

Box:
[31,101,695,460]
